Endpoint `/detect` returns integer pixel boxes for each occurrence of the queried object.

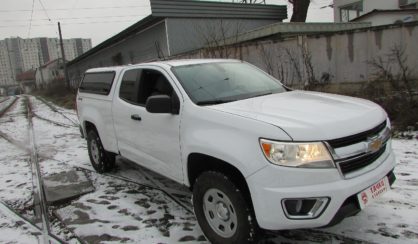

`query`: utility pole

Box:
[37,51,45,89]
[58,22,70,89]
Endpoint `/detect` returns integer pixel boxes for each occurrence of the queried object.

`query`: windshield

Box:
[172,62,286,105]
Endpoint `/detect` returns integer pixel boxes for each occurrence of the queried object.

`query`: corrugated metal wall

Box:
[166,18,277,55]
[150,0,286,19]
[68,21,168,86]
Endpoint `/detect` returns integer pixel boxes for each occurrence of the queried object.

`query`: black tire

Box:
[193,171,259,244]
[86,130,115,173]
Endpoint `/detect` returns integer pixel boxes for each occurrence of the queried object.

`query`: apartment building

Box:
[0,40,14,86]
[334,0,418,25]
[0,37,92,86]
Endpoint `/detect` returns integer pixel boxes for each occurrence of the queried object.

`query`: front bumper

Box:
[246,146,396,230]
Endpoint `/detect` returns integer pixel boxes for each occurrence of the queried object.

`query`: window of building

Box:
[340,1,363,22]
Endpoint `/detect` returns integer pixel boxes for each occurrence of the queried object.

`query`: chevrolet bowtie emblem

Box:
[368,137,383,153]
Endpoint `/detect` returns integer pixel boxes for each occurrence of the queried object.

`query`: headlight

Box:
[260,139,334,168]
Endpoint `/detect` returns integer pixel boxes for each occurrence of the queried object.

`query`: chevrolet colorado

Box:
[77,59,396,243]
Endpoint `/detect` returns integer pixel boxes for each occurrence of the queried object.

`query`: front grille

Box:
[328,121,387,148]
[337,145,387,175]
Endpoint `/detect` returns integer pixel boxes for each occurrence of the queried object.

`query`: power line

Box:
[27,0,35,37]
[0,14,148,22]
[0,19,141,28]
[68,0,79,16]
[0,5,150,12]
[38,0,52,21]
[36,0,60,39]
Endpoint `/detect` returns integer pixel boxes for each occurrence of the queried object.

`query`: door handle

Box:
[131,114,141,121]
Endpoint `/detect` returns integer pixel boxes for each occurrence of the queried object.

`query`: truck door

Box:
[113,67,183,183]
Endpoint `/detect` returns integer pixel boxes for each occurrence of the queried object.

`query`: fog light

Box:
[282,197,329,219]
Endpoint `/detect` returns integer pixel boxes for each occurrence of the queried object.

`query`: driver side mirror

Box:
[146,95,178,114]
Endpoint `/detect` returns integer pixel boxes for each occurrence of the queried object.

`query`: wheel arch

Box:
[84,120,97,134]
[187,153,253,207]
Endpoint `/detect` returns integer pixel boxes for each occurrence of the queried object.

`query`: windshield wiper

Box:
[196,99,236,105]
[247,92,272,99]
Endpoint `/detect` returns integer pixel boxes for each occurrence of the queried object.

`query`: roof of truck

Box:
[151,59,241,67]
[84,59,242,73]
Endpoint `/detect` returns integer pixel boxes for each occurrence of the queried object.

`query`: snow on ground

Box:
[324,139,418,244]
[0,138,33,211]
[0,97,13,111]
[31,96,78,127]
[0,94,417,243]
[0,97,29,143]
[0,207,40,243]
[0,97,33,212]
[56,172,205,243]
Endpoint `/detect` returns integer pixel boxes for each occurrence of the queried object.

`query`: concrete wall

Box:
[174,22,418,88]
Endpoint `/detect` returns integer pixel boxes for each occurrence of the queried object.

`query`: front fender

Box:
[180,102,291,186]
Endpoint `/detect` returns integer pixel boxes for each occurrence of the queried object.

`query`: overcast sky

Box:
[0,0,334,47]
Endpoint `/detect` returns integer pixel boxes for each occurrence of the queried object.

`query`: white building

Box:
[0,37,92,86]
[334,0,418,25]
[35,58,65,88]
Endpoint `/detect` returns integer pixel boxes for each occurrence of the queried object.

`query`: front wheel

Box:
[192,171,259,244]
[86,130,115,173]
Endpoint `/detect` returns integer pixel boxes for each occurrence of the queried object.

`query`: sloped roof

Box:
[68,0,286,66]
[16,70,36,81]
[150,0,286,19]
[40,58,66,68]
[351,9,418,22]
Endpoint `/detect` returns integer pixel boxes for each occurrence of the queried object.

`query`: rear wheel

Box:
[86,130,115,173]
[192,171,259,244]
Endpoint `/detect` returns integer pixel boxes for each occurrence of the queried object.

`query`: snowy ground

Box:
[0,95,417,243]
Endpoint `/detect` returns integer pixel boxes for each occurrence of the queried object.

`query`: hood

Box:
[209,91,387,141]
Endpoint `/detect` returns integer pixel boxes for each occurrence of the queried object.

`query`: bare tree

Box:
[368,44,415,103]
[194,19,244,59]
[301,44,317,87]
[289,0,311,22]
[259,44,275,76]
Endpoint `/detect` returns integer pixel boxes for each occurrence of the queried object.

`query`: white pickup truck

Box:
[77,59,396,243]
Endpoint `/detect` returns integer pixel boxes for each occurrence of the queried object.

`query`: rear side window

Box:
[79,72,115,95]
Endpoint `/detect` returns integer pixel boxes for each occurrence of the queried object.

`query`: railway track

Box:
[26,97,67,243]
[0,96,18,118]
[0,96,67,243]
[0,201,62,243]
[74,165,194,214]
[34,96,79,127]
[0,97,10,104]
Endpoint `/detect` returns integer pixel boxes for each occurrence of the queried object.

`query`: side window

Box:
[137,69,174,105]
[119,69,141,104]
[79,72,115,95]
